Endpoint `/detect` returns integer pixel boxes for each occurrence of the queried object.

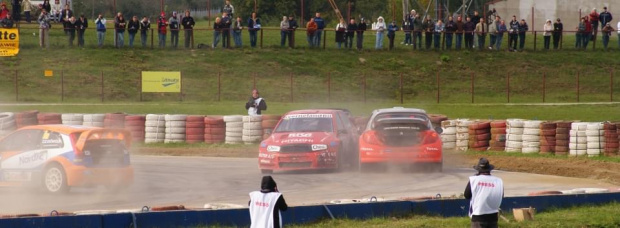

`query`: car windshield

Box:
[372,112,429,129]
[274,114,334,133]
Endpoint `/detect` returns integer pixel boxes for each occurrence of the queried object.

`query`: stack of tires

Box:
[539,122,557,154]
[586,123,604,157]
[61,113,84,125]
[242,116,263,144]
[468,121,491,151]
[104,113,126,128]
[185,115,205,144]
[506,119,525,153]
[15,110,39,128]
[455,119,473,151]
[164,115,187,143]
[261,115,280,140]
[83,114,105,127]
[204,116,225,144]
[440,120,457,150]
[224,115,243,144]
[37,113,62,125]
[569,122,587,156]
[145,114,166,144]
[125,115,146,142]
[489,120,507,151]
[554,121,572,156]
[429,114,448,130]
[604,122,619,156]
[0,112,16,136]
[522,120,542,154]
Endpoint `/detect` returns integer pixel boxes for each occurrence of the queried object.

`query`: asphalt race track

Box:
[0,156,615,214]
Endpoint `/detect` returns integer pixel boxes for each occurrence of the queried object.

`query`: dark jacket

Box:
[247,17,260,31]
[445,20,457,33]
[387,23,399,36]
[169,16,179,32]
[401,21,412,33]
[1,17,14,28]
[182,16,195,29]
[65,20,77,34]
[60,9,72,22]
[422,20,433,33]
[127,20,139,34]
[314,16,325,29]
[115,17,126,32]
[140,20,150,34]
[76,17,88,32]
[288,19,298,30]
[518,22,528,33]
[357,22,367,35]
[213,21,223,31]
[464,21,475,33]
[599,11,613,26]
[509,20,519,34]
[245,96,267,115]
[472,15,481,25]
[249,176,288,228]
[413,17,422,31]
[553,22,563,35]
[346,22,357,37]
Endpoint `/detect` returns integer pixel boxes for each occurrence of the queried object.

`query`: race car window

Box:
[41,131,64,149]
[371,113,429,129]
[338,112,355,131]
[334,113,345,131]
[275,115,334,133]
[0,130,43,151]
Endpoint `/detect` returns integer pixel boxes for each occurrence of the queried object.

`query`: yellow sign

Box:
[0,28,20,57]
[44,70,53,77]
[141,71,182,93]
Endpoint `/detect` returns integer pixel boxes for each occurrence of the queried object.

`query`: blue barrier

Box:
[2,192,619,228]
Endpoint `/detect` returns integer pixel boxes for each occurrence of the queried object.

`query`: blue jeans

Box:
[141,32,148,47]
[171,31,179,47]
[97,31,105,47]
[478,35,486,50]
[222,30,230,48]
[375,32,384,49]
[496,34,503,50]
[159,33,166,47]
[602,34,610,49]
[582,33,590,49]
[518,33,526,49]
[249,30,257,47]
[233,30,242,47]
[455,34,462,50]
[404,33,411,44]
[445,33,453,49]
[129,32,136,47]
[575,33,582,49]
[434,33,441,49]
[116,31,124,47]
[314,29,323,47]
[280,31,287,47]
[490,34,496,48]
[213,31,221,47]
[307,34,314,47]
[337,42,343,49]
[346,35,354,48]
[356,32,364,50]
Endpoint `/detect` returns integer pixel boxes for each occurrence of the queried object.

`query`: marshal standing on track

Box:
[249,176,288,228]
[464,158,504,228]
[246,89,267,116]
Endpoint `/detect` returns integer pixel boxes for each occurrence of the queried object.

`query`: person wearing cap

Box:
[157,12,168,48]
[95,13,106,47]
[249,176,288,228]
[464,158,504,228]
[288,15,298,48]
[1,11,13,28]
[387,20,399,50]
[169,11,180,48]
[601,22,614,50]
[375,16,386,50]
[543,19,553,50]
[553,18,563,49]
[246,89,267,116]
[182,10,195,49]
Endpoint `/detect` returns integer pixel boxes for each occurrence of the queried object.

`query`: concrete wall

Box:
[488,0,620,32]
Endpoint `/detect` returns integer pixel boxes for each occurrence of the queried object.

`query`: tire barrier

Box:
[261,115,281,140]
[185,115,205,144]
[224,115,243,144]
[125,115,146,142]
[522,120,542,154]
[103,113,127,128]
[604,122,619,156]
[468,121,490,151]
[150,205,186,212]
[489,120,506,151]
[539,122,556,154]
[242,115,263,144]
[0,112,16,137]
[429,114,448,129]
[61,113,84,125]
[455,119,473,151]
[165,115,187,143]
[37,113,62,125]
[569,122,588,156]
[527,190,563,196]
[144,114,166,143]
[15,110,38,129]
[83,114,105,127]
[440,120,457,150]
[554,121,572,156]
[506,119,525,153]
[204,116,226,144]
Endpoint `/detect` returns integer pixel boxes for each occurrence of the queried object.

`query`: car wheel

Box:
[43,164,69,194]
[260,169,273,174]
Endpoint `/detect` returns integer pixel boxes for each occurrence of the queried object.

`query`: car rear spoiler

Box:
[74,129,132,151]
[374,118,430,131]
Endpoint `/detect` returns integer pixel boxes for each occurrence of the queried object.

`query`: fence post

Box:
[507,73,510,103]
[139,72,143,102]
[577,71,580,102]
[542,72,546,103]
[218,71,221,102]
[101,71,104,103]
[14,70,18,102]
[61,70,64,102]
[363,74,366,104]
[328,72,331,103]
[533,31,537,51]
[151,29,154,49]
[400,73,403,104]
[290,73,293,102]
[436,71,440,103]
[560,32,563,49]
[471,72,474,103]
[260,29,263,48]
[611,69,614,102]
[180,71,184,102]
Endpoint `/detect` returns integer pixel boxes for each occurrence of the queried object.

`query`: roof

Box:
[19,125,101,134]
[372,107,427,115]
[284,109,343,115]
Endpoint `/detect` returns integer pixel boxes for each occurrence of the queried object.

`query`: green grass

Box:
[467,150,620,163]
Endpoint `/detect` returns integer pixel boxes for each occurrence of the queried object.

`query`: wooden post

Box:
[218,72,221,102]
[542,72,546,103]
[14,70,18,101]
[260,29,263,48]
[290,73,294,102]
[611,70,614,102]
[160,0,163,13]
[208,0,211,28]
[253,72,256,89]
[101,71,104,103]
[323,30,327,49]
[254,0,257,13]
[61,70,64,102]
[436,71,440,103]
[300,0,304,27]
[471,72,474,103]
[151,29,154,49]
[531,7,534,35]
[400,73,403,104]
[328,72,331,103]
[533,31,537,51]
[507,73,510,103]
[577,71,580,102]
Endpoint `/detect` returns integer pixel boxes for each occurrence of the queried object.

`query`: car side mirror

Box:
[434,126,443,134]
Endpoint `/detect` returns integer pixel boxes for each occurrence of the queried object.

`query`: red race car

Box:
[258,109,359,174]
[358,107,443,172]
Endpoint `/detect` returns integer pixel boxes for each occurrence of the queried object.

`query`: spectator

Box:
[335,18,346,49]
[413,14,422,49]
[60,4,72,28]
[127,15,140,47]
[182,10,195,49]
[140,16,150,47]
[496,20,507,51]
[213,17,222,48]
[346,18,357,49]
[472,11,480,48]
[51,0,61,22]
[475,18,486,50]
[1,12,13,28]
[221,12,231,48]
[313,12,325,47]
[455,16,464,50]
[618,20,620,48]
[601,23,614,50]
[387,20,399,50]
[306,17,317,47]
[433,19,443,50]
[375,16,385,50]
[222,0,234,18]
[232,16,243,47]
[508,15,519,51]
[288,15,298,48]
[423,16,433,50]
[65,16,76,46]
[10,0,19,22]
[246,89,267,115]
[583,17,592,49]
[38,9,51,48]
[0,3,9,21]
[157,12,167,48]
[248,176,287,228]
[247,12,260,48]
[576,17,585,49]
[402,19,411,46]
[169,11,180,48]
[42,0,51,15]
[280,16,289,47]
[95,14,106,47]
[115,12,126,48]
[543,19,552,50]
[518,19,528,51]
[553,18,563,49]
[445,16,456,50]
[600,7,613,37]
[464,16,475,49]
[464,158,504,228]
[488,16,499,50]
[76,14,87,47]
[356,18,367,50]
[590,8,599,38]
[23,0,33,23]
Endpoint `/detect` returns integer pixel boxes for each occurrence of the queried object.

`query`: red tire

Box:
[555,139,569,145]
[540,129,556,136]
[469,141,489,148]
[186,128,205,135]
[555,121,572,128]
[470,133,491,141]
[124,120,145,127]
[540,122,557,129]
[488,147,505,151]
[555,128,569,134]
[540,146,555,152]
[469,122,491,130]
[204,117,224,125]
[556,134,569,140]
[555,146,569,152]
[205,127,225,135]
[490,134,506,141]
[489,141,506,147]
[186,135,205,141]
[468,129,489,135]
[604,123,618,130]
[490,121,506,128]
[125,115,146,121]
[186,115,205,122]
[125,126,145,132]
[470,147,488,151]
[490,128,506,134]
[204,134,225,140]
[186,122,205,128]
[262,115,282,120]
[605,142,620,148]
[105,113,127,120]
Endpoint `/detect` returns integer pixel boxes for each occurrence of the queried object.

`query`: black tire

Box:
[260,169,273,174]
[43,164,69,194]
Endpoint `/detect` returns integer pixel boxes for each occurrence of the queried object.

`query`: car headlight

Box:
[267,145,281,152]
[311,144,328,151]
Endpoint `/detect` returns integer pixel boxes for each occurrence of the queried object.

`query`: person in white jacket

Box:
[617,21,620,48]
[543,19,553,50]
[249,176,288,228]
[375,16,385,49]
[51,0,62,22]
[464,158,504,228]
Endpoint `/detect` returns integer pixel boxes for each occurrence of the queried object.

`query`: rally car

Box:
[358,107,443,172]
[0,125,134,193]
[258,109,360,174]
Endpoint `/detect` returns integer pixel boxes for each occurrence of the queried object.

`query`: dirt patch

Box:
[132,147,258,158]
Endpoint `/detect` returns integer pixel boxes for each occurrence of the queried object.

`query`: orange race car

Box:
[358,107,443,172]
[0,125,134,193]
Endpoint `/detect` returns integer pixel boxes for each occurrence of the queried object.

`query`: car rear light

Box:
[421,130,439,144]
[69,133,83,161]
[362,131,381,145]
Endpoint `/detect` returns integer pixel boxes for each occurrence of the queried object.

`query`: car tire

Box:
[43,164,69,194]
[260,169,273,174]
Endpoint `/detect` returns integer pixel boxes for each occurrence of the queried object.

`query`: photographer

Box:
[95,14,106,47]
[245,89,267,116]
[249,176,288,228]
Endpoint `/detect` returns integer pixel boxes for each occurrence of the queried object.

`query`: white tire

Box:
[506,134,522,141]
[226,127,243,133]
[505,147,521,153]
[523,120,543,128]
[164,139,186,143]
[165,121,186,128]
[242,136,263,142]
[62,121,83,125]
[61,113,84,122]
[523,128,540,135]
[585,130,604,136]
[456,133,469,140]
[242,115,263,122]
[569,143,587,150]
[145,121,166,127]
[441,120,457,128]
[456,119,473,127]
[226,131,243,137]
[586,123,604,130]
[569,136,587,143]
[243,122,263,130]
[165,114,187,121]
[145,127,165,133]
[441,127,456,135]
[144,138,164,143]
[225,136,243,142]
[0,120,16,130]
[521,135,540,142]
[223,115,243,122]
[226,122,243,128]
[506,119,525,128]
[165,134,186,140]
[146,114,166,121]
[442,142,456,148]
[587,142,603,149]
[507,128,524,134]
[145,133,165,139]
[83,114,105,122]
[571,122,587,131]
[166,127,186,134]
[586,149,602,155]
[456,140,468,147]
[522,147,540,153]
[242,129,263,136]
[456,146,468,152]
[441,135,457,142]
[456,126,469,133]
[569,130,586,137]
[586,136,604,143]
[506,141,523,148]
[523,142,540,147]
